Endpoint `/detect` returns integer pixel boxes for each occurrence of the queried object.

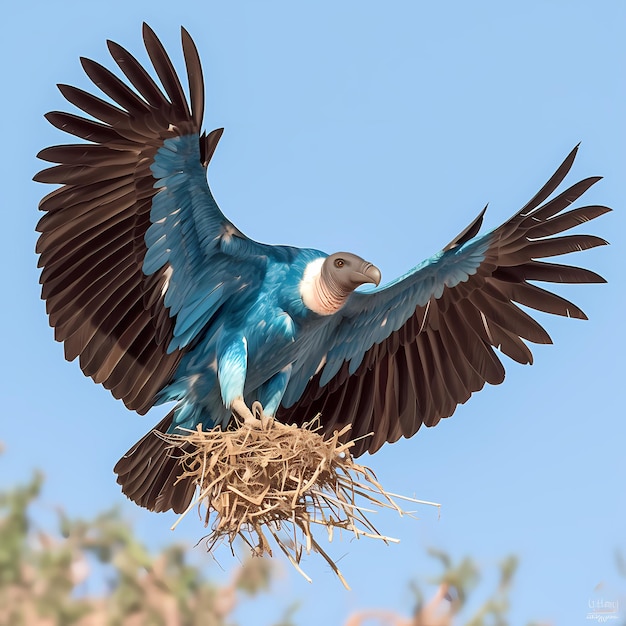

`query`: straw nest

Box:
[161,410,438,587]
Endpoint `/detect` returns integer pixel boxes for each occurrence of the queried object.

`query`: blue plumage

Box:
[35,25,609,513]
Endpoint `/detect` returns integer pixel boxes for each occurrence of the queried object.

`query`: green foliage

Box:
[0,469,43,587]
[464,555,518,626]
[408,550,534,626]
[0,463,275,626]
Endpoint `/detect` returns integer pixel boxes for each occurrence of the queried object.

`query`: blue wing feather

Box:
[143,133,270,351]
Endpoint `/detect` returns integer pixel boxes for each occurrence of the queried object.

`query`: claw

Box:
[251,401,274,428]
[231,398,255,424]
[231,398,274,429]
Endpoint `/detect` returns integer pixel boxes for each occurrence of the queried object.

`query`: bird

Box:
[35,24,609,514]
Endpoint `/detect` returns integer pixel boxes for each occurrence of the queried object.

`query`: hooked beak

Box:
[352,262,382,287]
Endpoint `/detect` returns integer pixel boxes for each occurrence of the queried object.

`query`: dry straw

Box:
[161,414,439,588]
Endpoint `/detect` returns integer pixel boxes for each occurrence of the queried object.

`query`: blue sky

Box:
[2,1,624,623]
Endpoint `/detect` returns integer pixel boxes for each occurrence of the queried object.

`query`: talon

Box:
[252,401,275,429]
[231,398,256,425]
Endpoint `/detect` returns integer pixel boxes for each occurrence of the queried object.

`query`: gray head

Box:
[322,252,381,291]
[300,252,381,316]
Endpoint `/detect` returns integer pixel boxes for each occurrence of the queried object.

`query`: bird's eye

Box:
[334,258,345,268]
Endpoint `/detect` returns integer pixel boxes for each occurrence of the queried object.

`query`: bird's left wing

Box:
[277,147,609,455]
[35,25,267,414]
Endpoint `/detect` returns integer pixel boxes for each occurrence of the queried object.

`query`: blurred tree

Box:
[344,548,549,626]
[0,464,276,626]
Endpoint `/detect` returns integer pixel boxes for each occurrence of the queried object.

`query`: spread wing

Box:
[277,146,610,455]
[35,24,268,414]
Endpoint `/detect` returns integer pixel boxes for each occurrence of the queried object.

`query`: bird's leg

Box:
[217,336,277,429]
[252,365,292,429]
[257,365,292,416]
[218,336,258,425]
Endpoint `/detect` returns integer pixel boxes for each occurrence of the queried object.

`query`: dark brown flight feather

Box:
[35,24,219,513]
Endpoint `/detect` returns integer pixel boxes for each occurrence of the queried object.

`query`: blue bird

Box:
[36,25,609,513]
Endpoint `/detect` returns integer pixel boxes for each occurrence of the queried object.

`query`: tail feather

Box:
[114,411,196,513]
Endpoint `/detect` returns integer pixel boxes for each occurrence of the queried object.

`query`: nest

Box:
[161,415,438,588]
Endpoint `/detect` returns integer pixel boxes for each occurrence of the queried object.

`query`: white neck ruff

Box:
[300,258,347,315]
